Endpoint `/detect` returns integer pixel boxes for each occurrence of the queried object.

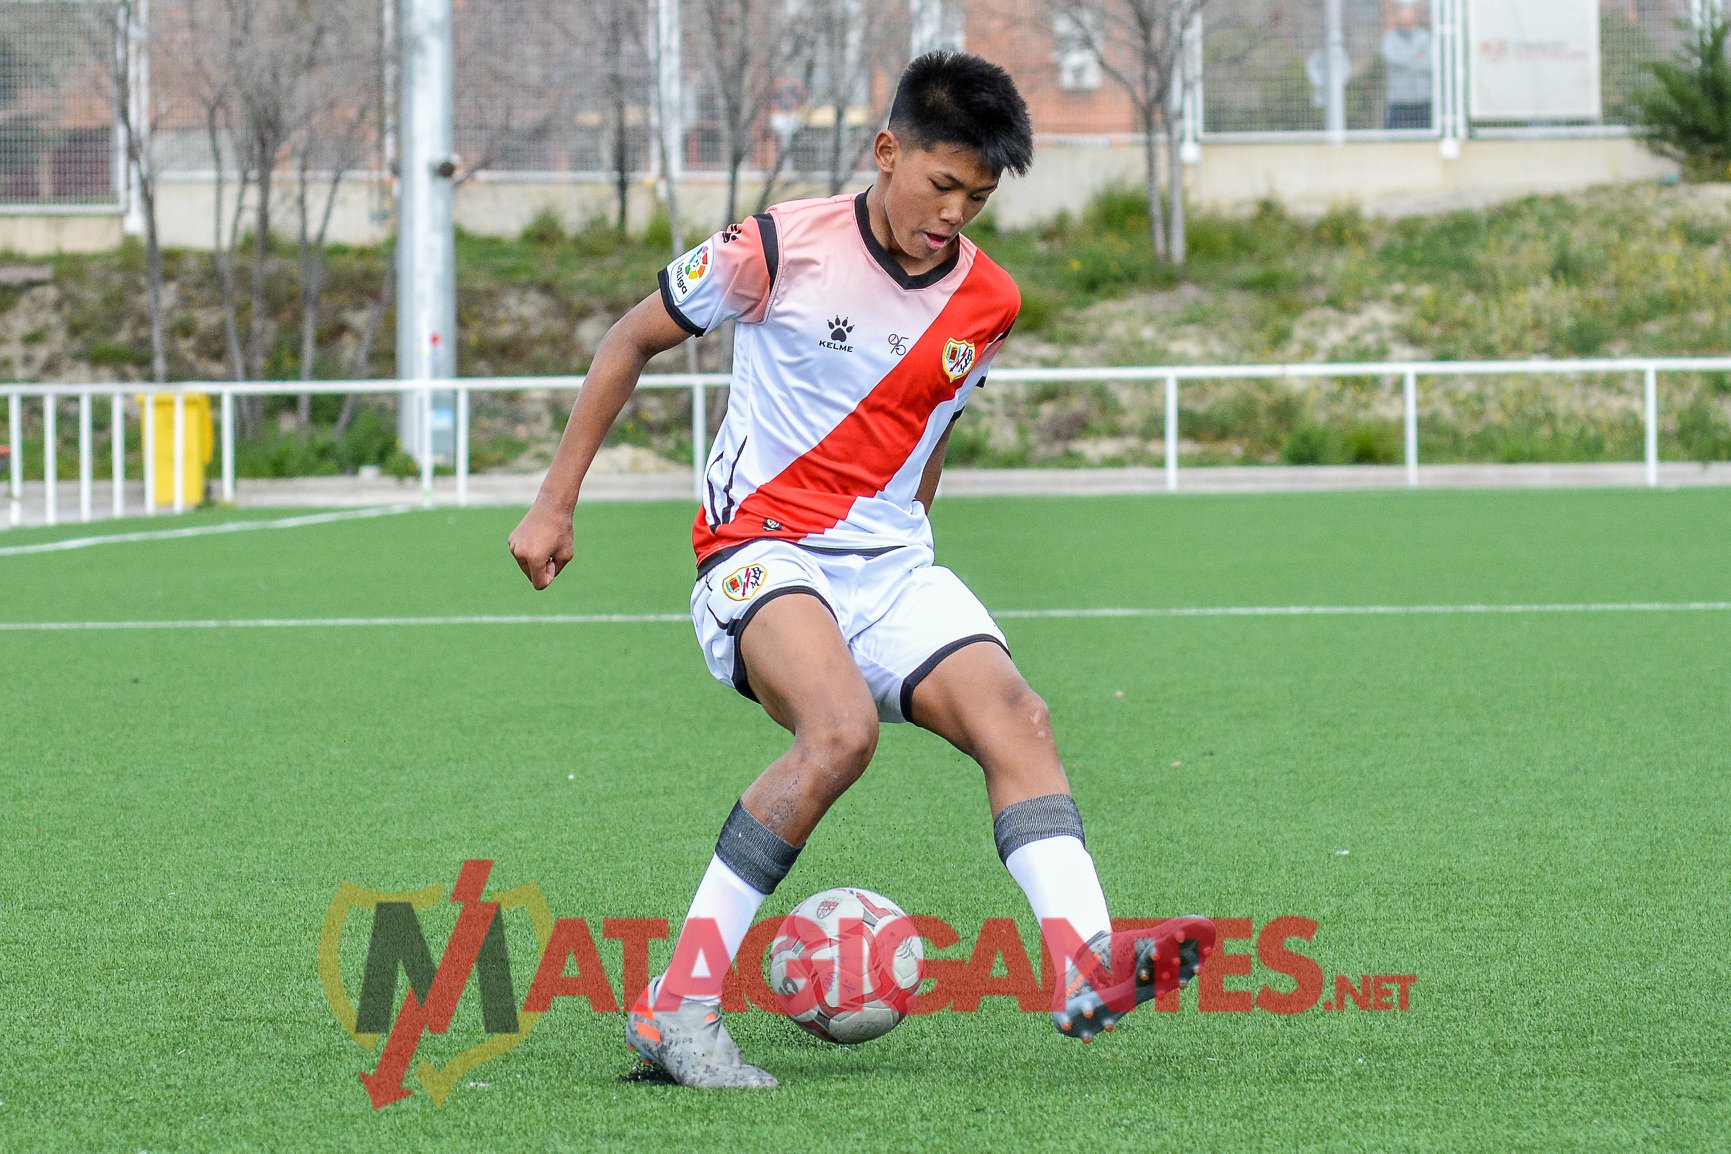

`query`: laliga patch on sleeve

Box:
[668,241,713,306]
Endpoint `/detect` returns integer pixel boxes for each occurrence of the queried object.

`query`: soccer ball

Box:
[768,886,923,1044]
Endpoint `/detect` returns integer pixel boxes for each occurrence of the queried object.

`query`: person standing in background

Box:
[1382,0,1433,129]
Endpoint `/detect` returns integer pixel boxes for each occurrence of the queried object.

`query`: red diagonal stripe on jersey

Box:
[693,261,1011,561]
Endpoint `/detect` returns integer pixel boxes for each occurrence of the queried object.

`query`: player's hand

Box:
[508,502,574,590]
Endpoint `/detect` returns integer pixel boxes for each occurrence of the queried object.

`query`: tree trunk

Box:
[612,105,630,233]
[1143,103,1168,260]
[143,185,167,384]
[208,105,247,384]
[1165,105,1186,267]
[247,134,275,382]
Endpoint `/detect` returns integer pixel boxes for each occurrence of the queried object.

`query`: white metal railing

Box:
[5,354,1731,530]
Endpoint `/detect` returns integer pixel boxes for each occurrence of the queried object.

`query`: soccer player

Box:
[509,51,1216,1089]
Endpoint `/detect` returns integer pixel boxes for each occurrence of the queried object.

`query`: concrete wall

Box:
[0,135,1682,255]
[0,212,123,256]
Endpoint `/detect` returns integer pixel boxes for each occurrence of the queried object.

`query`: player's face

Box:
[872,133,1000,271]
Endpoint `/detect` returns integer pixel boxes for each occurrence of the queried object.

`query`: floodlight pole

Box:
[653,0,685,253]
[396,0,457,487]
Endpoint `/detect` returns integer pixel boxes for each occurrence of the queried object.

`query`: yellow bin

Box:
[137,393,213,507]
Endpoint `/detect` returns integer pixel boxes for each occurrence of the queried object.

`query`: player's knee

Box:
[1006,684,1053,742]
[795,714,879,789]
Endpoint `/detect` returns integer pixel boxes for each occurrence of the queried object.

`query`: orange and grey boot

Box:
[626,975,779,1089]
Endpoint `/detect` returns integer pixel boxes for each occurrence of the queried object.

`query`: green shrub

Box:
[1081,186,1150,236]
[88,339,147,368]
[1281,424,1334,465]
[1631,13,1731,182]
[520,206,568,248]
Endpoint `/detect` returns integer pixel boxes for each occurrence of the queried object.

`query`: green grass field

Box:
[3,489,1729,1152]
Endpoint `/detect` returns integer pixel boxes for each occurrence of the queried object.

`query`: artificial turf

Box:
[2,488,1728,1152]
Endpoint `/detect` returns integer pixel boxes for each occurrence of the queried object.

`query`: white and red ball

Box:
[768,886,923,1044]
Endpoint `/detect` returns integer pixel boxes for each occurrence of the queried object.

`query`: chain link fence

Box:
[0,0,118,207]
[0,0,1722,210]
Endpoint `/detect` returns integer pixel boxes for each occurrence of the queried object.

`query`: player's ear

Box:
[873,129,899,176]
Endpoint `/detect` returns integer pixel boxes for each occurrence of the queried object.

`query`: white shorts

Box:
[690,540,1008,725]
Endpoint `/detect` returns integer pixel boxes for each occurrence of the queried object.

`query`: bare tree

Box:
[173,0,249,384]
[595,0,649,232]
[90,1,167,383]
[691,0,820,225]
[806,0,908,195]
[1053,0,1206,264]
[288,1,379,425]
[753,49,820,213]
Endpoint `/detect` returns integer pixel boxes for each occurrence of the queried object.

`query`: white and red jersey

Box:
[657,191,1020,569]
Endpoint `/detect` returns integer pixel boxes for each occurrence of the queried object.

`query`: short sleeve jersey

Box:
[658,191,1020,568]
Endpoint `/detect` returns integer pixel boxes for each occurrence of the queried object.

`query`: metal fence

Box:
[6,356,1730,529]
[4,0,1722,212]
[1197,0,1701,141]
[0,0,119,208]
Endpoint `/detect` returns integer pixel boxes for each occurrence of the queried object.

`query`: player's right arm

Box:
[507,294,690,590]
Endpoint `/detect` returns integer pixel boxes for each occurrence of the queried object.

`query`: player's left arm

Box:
[918,301,1015,512]
[915,420,955,512]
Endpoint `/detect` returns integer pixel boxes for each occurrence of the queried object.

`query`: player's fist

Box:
[508,503,574,590]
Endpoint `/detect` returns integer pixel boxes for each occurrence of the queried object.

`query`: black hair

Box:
[887,51,1034,177]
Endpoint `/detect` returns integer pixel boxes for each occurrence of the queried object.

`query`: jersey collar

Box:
[854,191,959,291]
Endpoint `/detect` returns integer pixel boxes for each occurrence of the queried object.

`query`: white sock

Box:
[660,856,768,1006]
[1005,835,1113,959]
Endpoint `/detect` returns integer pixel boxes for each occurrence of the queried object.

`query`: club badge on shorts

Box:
[722,563,767,601]
[942,338,976,381]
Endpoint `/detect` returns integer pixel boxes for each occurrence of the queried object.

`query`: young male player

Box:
[509,51,1216,1089]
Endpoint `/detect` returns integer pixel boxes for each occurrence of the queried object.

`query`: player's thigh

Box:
[908,637,1061,766]
[848,559,1011,727]
[738,592,876,736]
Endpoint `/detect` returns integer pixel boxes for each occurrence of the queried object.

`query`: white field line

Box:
[1,602,1728,632]
[0,506,416,557]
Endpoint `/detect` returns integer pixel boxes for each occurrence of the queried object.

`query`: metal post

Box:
[111,392,125,518]
[1445,0,1467,158]
[44,392,57,527]
[455,384,469,507]
[421,385,434,505]
[7,393,20,528]
[1644,365,1659,488]
[1324,0,1346,142]
[172,391,186,514]
[79,393,93,522]
[220,389,235,503]
[142,392,156,516]
[120,0,150,236]
[1404,370,1419,487]
[691,379,706,501]
[396,0,457,468]
[1164,373,1179,493]
[1180,10,1204,164]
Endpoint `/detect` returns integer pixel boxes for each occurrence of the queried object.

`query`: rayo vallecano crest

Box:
[942,338,976,381]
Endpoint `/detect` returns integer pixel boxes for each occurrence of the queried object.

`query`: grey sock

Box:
[714,800,801,895]
[992,793,1086,864]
